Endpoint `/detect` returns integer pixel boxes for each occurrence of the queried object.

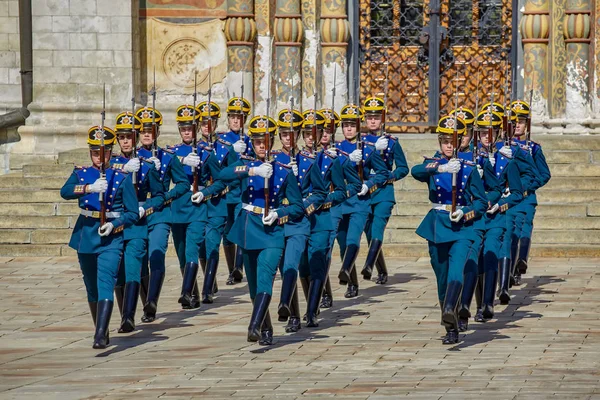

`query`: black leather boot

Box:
[223,244,236,285]
[142,271,165,323]
[361,239,382,280]
[202,258,219,304]
[458,270,477,331]
[199,258,218,295]
[345,267,359,298]
[139,274,149,307]
[299,276,310,322]
[247,293,271,342]
[259,310,274,345]
[231,245,244,282]
[497,258,511,305]
[320,277,333,308]
[306,279,324,328]
[119,281,140,333]
[93,300,113,349]
[338,245,359,284]
[178,262,200,309]
[516,237,531,274]
[114,285,124,317]
[278,271,298,321]
[442,281,462,334]
[375,250,388,284]
[473,274,484,322]
[285,287,301,333]
[482,268,497,320]
[88,301,97,325]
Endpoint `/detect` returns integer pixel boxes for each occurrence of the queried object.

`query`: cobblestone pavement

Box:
[1,256,600,399]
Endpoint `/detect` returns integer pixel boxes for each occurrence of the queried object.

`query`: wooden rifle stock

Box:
[451,130,458,214]
[356,116,363,181]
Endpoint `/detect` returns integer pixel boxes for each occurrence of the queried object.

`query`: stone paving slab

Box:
[1,257,600,399]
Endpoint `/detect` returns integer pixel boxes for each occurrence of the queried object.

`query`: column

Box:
[253,0,275,116]
[320,0,349,113]
[301,0,319,110]
[274,0,303,112]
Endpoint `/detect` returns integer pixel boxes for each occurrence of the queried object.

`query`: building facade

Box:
[0,0,598,173]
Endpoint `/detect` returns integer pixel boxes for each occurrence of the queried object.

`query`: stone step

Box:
[0,174,66,189]
[23,164,74,177]
[0,190,65,203]
[0,216,72,229]
[549,163,600,177]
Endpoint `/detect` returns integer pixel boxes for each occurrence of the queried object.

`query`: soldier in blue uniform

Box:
[333,104,388,298]
[195,101,229,303]
[135,107,189,322]
[361,96,409,284]
[272,108,327,332]
[110,112,165,333]
[411,116,487,344]
[510,100,551,281]
[219,97,253,285]
[60,126,139,349]
[219,115,304,345]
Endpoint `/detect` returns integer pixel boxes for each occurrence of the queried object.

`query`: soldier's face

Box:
[90,149,112,168]
[514,119,527,137]
[253,138,267,159]
[321,130,331,145]
[439,137,454,158]
[302,130,313,148]
[477,130,490,146]
[228,114,243,131]
[140,128,154,147]
[117,134,134,154]
[179,125,194,144]
[366,115,381,131]
[460,133,471,150]
[279,131,293,151]
[201,119,217,138]
[342,122,357,139]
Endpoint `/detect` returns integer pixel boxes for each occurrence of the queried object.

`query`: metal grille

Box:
[359,0,513,132]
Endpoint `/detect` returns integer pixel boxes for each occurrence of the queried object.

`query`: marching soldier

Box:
[135,107,189,322]
[361,96,409,284]
[333,104,388,298]
[410,116,487,344]
[220,115,304,345]
[60,126,138,349]
[273,108,327,332]
[196,101,229,303]
[510,100,551,281]
[111,112,165,333]
[218,97,254,285]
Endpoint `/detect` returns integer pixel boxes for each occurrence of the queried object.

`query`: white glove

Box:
[358,184,369,196]
[438,159,461,174]
[499,146,513,159]
[148,157,161,171]
[182,153,200,167]
[487,203,500,214]
[375,136,389,151]
[262,210,278,226]
[138,206,145,219]
[449,209,464,223]
[88,178,108,193]
[325,148,337,158]
[349,149,363,163]
[502,189,511,198]
[98,222,114,236]
[233,140,247,154]
[123,158,140,173]
[477,165,484,178]
[191,191,204,203]
[290,161,298,177]
[251,163,273,178]
[489,155,496,167]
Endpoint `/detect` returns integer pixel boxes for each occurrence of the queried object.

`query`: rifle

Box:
[329,64,337,147]
[451,70,459,214]
[289,74,296,158]
[151,67,158,158]
[473,69,480,162]
[380,50,389,139]
[526,89,533,147]
[100,83,107,226]
[264,77,272,216]
[312,90,318,154]
[131,96,137,188]
[488,70,496,154]
[192,71,199,193]
[240,82,245,145]
[355,77,364,180]
[502,61,511,147]
[207,71,213,144]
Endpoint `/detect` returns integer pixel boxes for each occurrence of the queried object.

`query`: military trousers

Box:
[514,203,536,241]
[331,209,369,260]
[222,203,240,247]
[428,238,472,303]
[78,248,122,302]
[144,222,171,277]
[364,201,395,242]
[172,221,206,269]
[116,238,146,286]
[500,210,521,259]
[278,234,308,280]
[298,230,333,282]
[205,216,227,262]
[243,248,283,299]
